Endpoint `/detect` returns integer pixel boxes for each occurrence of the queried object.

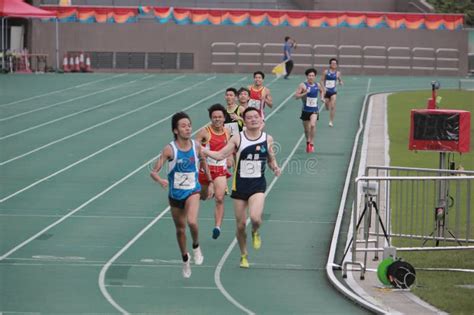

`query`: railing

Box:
[342,166,474,279]
[211,42,460,74]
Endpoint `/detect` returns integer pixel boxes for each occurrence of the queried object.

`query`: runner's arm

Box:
[267,135,281,176]
[195,127,209,146]
[264,88,273,108]
[295,83,308,99]
[318,82,325,97]
[197,145,213,183]
[337,71,344,85]
[150,145,172,188]
[320,70,327,86]
[203,134,239,160]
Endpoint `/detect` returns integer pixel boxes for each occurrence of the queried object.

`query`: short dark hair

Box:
[253,71,265,79]
[171,111,191,140]
[243,107,261,119]
[207,103,226,119]
[284,36,290,42]
[329,58,338,65]
[305,68,317,76]
[225,87,237,96]
[237,87,250,96]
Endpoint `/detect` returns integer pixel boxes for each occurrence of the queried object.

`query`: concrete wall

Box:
[31,20,468,76]
[311,0,397,11]
[292,0,434,12]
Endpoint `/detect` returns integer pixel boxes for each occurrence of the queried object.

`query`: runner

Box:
[237,87,250,109]
[203,107,281,268]
[248,71,273,121]
[150,112,206,278]
[224,87,244,137]
[321,58,343,127]
[196,104,231,239]
[295,68,324,153]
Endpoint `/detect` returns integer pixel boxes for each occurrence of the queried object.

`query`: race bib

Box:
[306,97,318,107]
[173,172,196,190]
[248,99,261,109]
[225,122,240,137]
[240,160,262,178]
[207,156,226,167]
[325,80,336,89]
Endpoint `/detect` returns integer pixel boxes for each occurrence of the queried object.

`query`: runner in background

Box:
[196,104,231,239]
[321,58,343,127]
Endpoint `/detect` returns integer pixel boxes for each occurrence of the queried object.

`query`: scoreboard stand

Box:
[408,81,471,246]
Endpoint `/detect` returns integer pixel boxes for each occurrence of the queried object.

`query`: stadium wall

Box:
[298,0,432,12]
[30,20,468,76]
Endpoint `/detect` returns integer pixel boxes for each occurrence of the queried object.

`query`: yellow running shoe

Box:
[252,231,261,250]
[240,254,249,268]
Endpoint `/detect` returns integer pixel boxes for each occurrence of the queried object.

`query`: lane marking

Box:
[0,75,247,258]
[0,76,231,203]
[0,74,160,121]
[0,75,184,140]
[0,73,127,108]
[0,75,228,165]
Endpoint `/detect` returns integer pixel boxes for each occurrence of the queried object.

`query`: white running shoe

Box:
[193,246,204,265]
[182,254,192,278]
[329,121,334,127]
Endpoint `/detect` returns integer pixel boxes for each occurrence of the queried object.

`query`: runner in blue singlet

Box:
[321,58,344,127]
[295,68,325,153]
[150,112,208,279]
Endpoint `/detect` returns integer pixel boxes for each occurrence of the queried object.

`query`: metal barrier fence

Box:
[342,166,474,279]
[211,42,460,74]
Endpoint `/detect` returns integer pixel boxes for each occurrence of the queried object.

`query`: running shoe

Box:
[252,231,261,250]
[306,143,311,153]
[309,143,315,153]
[182,253,192,278]
[329,121,334,127]
[240,254,249,268]
[212,226,221,239]
[193,246,204,265]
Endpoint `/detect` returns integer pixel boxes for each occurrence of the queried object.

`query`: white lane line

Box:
[214,133,306,315]
[0,76,234,203]
[98,206,171,314]
[0,73,128,108]
[0,75,185,141]
[0,155,161,261]
[0,213,334,224]
[0,76,247,258]
[0,74,159,121]
[0,75,213,165]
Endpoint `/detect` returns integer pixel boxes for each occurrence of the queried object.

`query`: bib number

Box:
[248,99,261,109]
[306,97,318,108]
[240,160,262,178]
[173,172,196,190]
[207,157,226,167]
[325,80,336,89]
[225,122,240,137]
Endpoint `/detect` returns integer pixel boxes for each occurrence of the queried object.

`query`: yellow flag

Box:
[272,62,287,78]
[59,0,71,6]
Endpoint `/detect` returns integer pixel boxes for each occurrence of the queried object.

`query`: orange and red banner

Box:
[42,6,464,30]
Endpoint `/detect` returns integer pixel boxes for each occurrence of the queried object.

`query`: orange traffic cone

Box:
[63,53,70,72]
[79,52,85,71]
[84,54,92,72]
[74,55,80,72]
[69,55,75,72]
